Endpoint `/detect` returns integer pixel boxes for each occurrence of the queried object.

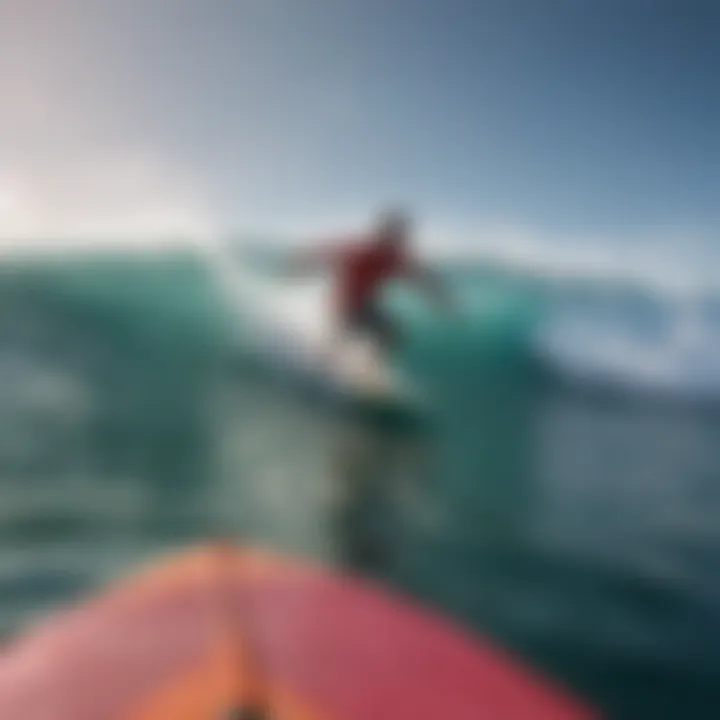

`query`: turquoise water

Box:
[0,250,718,719]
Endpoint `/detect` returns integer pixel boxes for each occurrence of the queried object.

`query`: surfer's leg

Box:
[370,307,401,355]
[361,305,403,390]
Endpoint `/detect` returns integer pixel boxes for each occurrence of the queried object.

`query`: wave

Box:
[426,237,720,402]
[30,238,683,404]
[0,249,229,482]
[535,299,720,401]
[21,239,715,405]
[5,238,718,404]
[208,242,540,393]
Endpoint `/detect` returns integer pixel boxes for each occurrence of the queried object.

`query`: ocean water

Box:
[0,247,719,718]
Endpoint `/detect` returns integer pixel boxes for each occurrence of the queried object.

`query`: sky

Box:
[1,0,719,258]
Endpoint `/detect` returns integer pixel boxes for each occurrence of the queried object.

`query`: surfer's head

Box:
[375,208,410,249]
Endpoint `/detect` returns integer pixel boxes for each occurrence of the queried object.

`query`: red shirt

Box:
[336,241,409,316]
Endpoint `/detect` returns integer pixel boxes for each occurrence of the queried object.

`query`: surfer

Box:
[289,209,448,361]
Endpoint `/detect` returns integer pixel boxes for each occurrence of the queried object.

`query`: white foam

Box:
[537,299,720,398]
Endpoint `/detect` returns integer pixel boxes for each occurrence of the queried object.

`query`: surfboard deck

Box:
[0,544,598,719]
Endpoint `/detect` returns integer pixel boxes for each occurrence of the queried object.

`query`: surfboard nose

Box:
[0,544,600,720]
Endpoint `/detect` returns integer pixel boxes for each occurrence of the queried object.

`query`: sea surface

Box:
[0,246,718,719]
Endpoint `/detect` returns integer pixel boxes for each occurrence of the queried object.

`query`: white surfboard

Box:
[327,333,421,407]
